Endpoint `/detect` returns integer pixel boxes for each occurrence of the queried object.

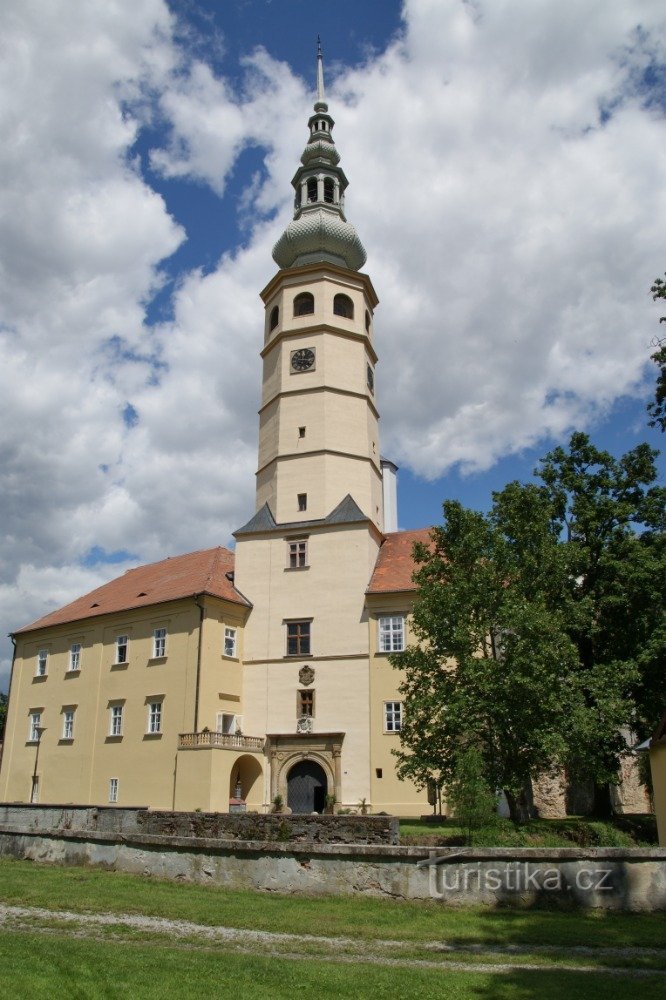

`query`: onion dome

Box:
[272,41,367,272]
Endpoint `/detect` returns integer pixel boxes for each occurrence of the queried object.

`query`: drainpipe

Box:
[193,596,205,733]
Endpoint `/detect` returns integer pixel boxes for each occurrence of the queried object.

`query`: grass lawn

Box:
[399,814,658,848]
[1,859,665,998]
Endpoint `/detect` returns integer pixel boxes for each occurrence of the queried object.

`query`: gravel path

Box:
[1,904,664,978]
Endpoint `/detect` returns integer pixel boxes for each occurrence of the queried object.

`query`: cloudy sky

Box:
[1,0,664,691]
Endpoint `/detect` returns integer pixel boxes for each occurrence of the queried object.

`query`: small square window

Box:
[298,689,314,717]
[297,493,307,512]
[69,644,81,671]
[287,539,308,569]
[298,426,306,438]
[224,627,237,658]
[62,709,75,740]
[148,701,162,734]
[36,650,48,677]
[286,621,311,656]
[109,704,123,737]
[378,616,405,653]
[115,635,128,664]
[384,701,402,733]
[153,628,167,658]
[109,778,119,803]
[376,768,383,779]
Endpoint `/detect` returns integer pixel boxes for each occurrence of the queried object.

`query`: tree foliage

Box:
[393,433,665,822]
[647,274,666,432]
[447,747,497,845]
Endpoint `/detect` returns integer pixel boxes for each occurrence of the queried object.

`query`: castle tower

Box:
[254,42,383,528]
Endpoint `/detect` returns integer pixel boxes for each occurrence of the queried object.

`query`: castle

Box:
[0,49,431,817]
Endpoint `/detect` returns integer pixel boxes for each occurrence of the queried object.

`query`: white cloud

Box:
[1,0,665,688]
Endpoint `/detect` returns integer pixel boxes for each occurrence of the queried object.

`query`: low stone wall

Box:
[0,820,664,911]
[0,804,398,845]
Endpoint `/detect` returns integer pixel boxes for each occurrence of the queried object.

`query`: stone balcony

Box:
[178,731,264,752]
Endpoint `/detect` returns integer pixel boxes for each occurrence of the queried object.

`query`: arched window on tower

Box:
[307,178,317,203]
[294,292,315,316]
[323,178,334,204]
[333,294,354,319]
[269,306,279,331]
[365,310,371,333]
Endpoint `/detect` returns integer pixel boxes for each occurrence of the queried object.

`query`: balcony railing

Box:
[178,731,264,752]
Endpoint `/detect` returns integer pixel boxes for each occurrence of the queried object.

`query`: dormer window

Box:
[307,178,317,203]
[333,294,354,319]
[323,178,334,204]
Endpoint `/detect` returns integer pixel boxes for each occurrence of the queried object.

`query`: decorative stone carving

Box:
[299,665,315,686]
[296,716,313,734]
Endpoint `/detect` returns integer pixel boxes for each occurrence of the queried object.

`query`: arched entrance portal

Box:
[287,760,328,814]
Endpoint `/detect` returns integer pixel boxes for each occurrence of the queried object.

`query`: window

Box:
[216,712,238,735]
[323,177,334,203]
[365,309,371,333]
[36,650,48,677]
[384,701,402,733]
[147,701,162,734]
[297,493,307,512]
[306,178,317,203]
[294,292,314,316]
[110,704,123,737]
[269,305,279,331]
[115,635,128,664]
[378,615,405,653]
[69,643,81,671]
[62,709,75,740]
[223,627,237,658]
[28,712,42,742]
[286,621,311,656]
[298,426,306,438]
[109,778,119,803]
[287,539,308,569]
[298,689,314,717]
[376,768,383,779]
[153,628,167,658]
[333,293,354,319]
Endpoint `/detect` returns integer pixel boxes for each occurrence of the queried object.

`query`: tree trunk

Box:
[504,787,532,823]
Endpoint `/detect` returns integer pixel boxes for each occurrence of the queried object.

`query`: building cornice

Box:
[260,262,379,308]
[260,323,378,365]
[258,382,380,420]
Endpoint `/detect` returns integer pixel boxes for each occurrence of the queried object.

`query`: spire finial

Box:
[316,36,326,108]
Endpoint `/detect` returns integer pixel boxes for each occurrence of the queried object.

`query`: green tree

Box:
[447,747,497,845]
[647,274,666,432]
[393,434,664,821]
[393,487,584,822]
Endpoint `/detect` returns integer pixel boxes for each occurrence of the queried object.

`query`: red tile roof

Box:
[15,547,249,634]
[367,528,433,594]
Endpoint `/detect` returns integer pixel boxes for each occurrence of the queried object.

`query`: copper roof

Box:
[367,528,433,594]
[15,547,249,634]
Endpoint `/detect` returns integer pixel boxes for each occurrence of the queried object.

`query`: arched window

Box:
[269,306,279,331]
[365,310,371,333]
[323,178,334,204]
[333,294,354,319]
[294,292,314,316]
[307,178,317,203]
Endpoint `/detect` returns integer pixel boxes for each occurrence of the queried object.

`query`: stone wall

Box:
[0,804,398,846]
[0,821,664,911]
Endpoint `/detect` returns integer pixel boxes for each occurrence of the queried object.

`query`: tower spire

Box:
[271,43,366,272]
[316,36,327,110]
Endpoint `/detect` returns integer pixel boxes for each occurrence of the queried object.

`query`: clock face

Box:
[291,348,315,372]
[366,363,375,393]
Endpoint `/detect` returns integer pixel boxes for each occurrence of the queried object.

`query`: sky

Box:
[1,0,665,692]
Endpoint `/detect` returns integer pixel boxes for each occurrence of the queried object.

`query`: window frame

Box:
[152,627,167,659]
[287,538,308,569]
[69,643,81,672]
[109,704,123,737]
[298,689,315,718]
[36,649,48,677]
[286,620,312,657]
[28,711,42,743]
[115,634,129,665]
[223,627,237,658]
[384,701,403,733]
[62,708,75,740]
[378,615,406,653]
[109,778,119,803]
[333,293,354,319]
[293,291,315,316]
[147,700,163,735]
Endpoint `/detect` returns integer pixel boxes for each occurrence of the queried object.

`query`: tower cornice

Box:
[259,324,378,366]
[260,261,379,308]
